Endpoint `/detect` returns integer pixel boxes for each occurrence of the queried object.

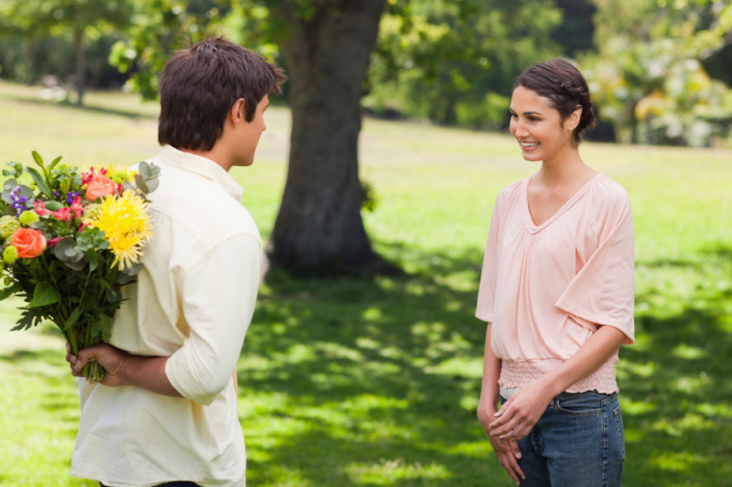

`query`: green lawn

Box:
[0,80,731,487]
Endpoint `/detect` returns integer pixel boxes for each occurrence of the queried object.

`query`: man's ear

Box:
[230,98,246,125]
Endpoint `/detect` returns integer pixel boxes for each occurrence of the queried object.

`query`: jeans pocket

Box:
[613,403,626,461]
[554,392,603,416]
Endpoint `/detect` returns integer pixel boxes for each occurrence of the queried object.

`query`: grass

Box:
[0,79,731,486]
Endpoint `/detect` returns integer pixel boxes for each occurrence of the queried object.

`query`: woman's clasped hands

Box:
[489,380,556,442]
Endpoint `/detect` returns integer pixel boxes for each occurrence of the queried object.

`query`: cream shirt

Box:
[72,145,261,487]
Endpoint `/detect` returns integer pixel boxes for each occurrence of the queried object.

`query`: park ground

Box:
[0,80,731,486]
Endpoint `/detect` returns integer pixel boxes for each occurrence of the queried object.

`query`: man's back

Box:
[73,146,261,487]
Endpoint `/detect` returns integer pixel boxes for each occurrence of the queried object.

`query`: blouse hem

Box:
[499,358,619,394]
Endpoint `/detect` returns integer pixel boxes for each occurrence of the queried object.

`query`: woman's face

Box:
[509,86,576,162]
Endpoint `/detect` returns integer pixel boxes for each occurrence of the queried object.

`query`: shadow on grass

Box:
[239,245,732,487]
[5,95,157,121]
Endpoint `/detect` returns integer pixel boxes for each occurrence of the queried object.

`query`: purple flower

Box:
[10,187,28,216]
[67,191,81,205]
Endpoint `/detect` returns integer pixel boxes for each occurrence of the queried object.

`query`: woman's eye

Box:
[528,117,539,122]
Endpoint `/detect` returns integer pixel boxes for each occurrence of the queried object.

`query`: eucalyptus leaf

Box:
[62,260,86,271]
[145,178,160,193]
[29,281,61,307]
[138,161,152,179]
[3,179,17,191]
[54,238,76,262]
[134,174,149,193]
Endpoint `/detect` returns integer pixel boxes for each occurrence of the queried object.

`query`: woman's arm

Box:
[488,325,626,442]
[477,323,525,484]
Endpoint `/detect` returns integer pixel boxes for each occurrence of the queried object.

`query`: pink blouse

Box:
[476,173,635,394]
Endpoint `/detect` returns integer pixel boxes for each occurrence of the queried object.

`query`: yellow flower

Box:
[85,190,153,270]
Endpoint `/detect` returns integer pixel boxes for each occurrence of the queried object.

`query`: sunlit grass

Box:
[1,80,731,486]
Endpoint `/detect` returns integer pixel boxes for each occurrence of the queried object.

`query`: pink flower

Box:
[34,200,52,216]
[85,174,117,201]
[70,196,84,219]
[53,207,72,221]
[78,223,87,233]
[48,237,61,248]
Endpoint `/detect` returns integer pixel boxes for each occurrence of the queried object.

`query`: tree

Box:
[366,0,562,129]
[1,0,132,104]
[582,0,732,146]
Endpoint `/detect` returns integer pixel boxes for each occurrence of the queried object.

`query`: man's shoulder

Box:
[144,159,260,249]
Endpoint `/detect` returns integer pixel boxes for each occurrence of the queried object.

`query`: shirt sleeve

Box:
[165,234,261,405]
[555,189,635,344]
[476,196,502,323]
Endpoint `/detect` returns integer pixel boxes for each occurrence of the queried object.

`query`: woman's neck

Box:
[536,143,594,187]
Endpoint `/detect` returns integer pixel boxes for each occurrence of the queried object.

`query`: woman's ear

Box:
[565,106,582,132]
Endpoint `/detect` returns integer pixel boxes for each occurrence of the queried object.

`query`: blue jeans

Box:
[502,391,625,487]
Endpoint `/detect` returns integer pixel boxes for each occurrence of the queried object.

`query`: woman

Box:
[476,58,634,487]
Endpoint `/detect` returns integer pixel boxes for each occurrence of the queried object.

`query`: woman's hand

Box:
[488,381,555,442]
[479,402,526,484]
[65,342,130,387]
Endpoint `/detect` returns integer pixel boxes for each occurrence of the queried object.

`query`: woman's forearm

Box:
[479,323,502,413]
[541,325,626,397]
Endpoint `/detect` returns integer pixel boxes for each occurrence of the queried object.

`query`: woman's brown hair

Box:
[514,58,596,145]
[158,37,287,152]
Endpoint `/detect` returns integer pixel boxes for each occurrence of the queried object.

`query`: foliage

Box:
[582,0,732,146]
[366,0,562,129]
[109,0,235,100]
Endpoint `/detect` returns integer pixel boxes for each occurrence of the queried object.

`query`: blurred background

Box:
[0,1,731,486]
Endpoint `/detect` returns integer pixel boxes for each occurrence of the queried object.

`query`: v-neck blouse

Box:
[476,173,635,393]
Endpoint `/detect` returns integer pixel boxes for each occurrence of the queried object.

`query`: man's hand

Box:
[66,342,130,387]
[488,381,554,442]
[478,402,525,484]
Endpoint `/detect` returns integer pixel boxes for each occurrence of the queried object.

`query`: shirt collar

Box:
[156,145,244,202]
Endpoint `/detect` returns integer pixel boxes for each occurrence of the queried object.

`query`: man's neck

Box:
[178,145,234,172]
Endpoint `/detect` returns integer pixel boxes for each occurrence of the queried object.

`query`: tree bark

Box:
[267,0,399,276]
[74,28,85,106]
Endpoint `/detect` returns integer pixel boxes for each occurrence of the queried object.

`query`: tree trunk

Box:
[26,37,37,86]
[267,0,399,276]
[74,28,85,106]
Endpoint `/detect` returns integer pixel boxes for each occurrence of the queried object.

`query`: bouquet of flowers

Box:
[0,152,160,382]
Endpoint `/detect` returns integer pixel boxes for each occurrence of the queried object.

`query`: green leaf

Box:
[138,161,152,179]
[44,200,63,211]
[12,308,43,331]
[63,306,83,331]
[145,177,160,193]
[31,151,44,168]
[89,314,114,342]
[25,167,53,198]
[0,284,21,301]
[49,156,63,171]
[134,173,150,193]
[28,281,61,308]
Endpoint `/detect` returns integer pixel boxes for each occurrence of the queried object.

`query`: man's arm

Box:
[68,343,182,396]
[67,233,261,403]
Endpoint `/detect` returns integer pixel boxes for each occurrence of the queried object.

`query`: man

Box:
[66,37,286,487]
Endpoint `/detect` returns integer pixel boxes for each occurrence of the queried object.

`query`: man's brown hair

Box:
[158,37,286,151]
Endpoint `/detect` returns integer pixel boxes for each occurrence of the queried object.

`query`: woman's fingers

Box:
[491,413,522,437]
[510,439,523,459]
[498,452,521,484]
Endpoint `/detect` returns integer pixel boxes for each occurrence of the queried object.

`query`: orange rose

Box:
[85,174,117,201]
[11,228,47,259]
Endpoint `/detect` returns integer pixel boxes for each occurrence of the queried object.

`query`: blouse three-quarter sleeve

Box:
[476,196,503,323]
[555,189,636,344]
